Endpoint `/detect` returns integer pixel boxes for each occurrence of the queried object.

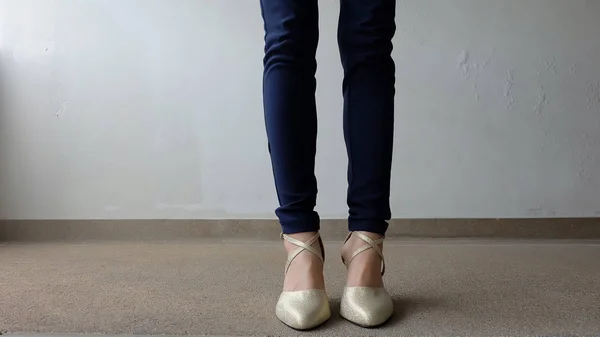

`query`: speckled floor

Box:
[2,239,600,336]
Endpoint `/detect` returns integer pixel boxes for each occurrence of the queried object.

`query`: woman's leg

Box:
[338,0,396,287]
[262,1,330,330]
[338,0,396,236]
[261,0,320,235]
[337,1,396,327]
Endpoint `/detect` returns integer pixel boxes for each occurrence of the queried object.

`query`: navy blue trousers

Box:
[261,0,396,235]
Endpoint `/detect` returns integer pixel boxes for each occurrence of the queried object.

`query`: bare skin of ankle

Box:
[282,232,326,292]
[342,231,385,288]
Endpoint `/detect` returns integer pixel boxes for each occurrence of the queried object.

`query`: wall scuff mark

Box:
[504,70,515,110]
[533,89,547,115]
[55,100,67,117]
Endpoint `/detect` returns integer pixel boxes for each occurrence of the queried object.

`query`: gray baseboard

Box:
[1,218,600,242]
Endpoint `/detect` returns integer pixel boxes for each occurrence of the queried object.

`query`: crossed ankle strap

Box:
[281,232,325,274]
[342,231,386,276]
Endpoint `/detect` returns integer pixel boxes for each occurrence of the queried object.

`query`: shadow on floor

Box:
[389,295,450,325]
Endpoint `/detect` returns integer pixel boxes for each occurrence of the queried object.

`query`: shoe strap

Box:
[281,232,324,275]
[342,231,386,276]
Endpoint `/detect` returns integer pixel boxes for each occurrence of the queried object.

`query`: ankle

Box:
[352,231,384,240]
[342,232,385,288]
[281,232,326,291]
[283,232,319,253]
[342,232,383,257]
[285,231,318,241]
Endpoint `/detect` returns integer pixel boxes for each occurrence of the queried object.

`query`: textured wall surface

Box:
[0,0,599,219]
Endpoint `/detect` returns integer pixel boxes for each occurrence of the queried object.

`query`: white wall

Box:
[1,0,599,220]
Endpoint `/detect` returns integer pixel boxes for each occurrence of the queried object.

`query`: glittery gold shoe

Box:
[340,232,393,328]
[276,232,331,330]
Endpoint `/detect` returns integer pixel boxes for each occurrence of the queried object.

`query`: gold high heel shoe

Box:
[340,231,394,327]
[276,232,331,330]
